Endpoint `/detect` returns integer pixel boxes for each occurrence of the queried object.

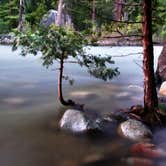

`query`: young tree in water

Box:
[142,0,158,122]
[13,25,119,106]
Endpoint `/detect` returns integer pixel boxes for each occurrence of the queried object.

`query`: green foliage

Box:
[152,0,166,40]
[0,0,18,33]
[78,54,119,81]
[13,25,119,81]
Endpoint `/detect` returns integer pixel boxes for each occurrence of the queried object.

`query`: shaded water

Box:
[0,45,163,166]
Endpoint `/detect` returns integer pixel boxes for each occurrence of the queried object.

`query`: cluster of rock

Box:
[59,108,166,166]
[0,34,14,45]
[59,108,152,142]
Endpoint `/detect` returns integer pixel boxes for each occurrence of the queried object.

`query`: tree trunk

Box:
[58,56,75,106]
[91,0,96,36]
[92,0,96,23]
[142,0,158,112]
[113,0,125,21]
[18,0,23,31]
[56,0,63,26]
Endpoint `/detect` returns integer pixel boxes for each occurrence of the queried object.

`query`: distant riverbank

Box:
[0,33,163,46]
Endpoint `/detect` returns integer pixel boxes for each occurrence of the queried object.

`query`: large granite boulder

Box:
[40,9,72,27]
[156,44,166,85]
[59,109,99,133]
[118,119,152,141]
[159,81,166,96]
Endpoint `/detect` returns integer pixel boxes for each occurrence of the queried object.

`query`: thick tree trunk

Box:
[142,0,158,112]
[56,0,63,26]
[18,0,23,31]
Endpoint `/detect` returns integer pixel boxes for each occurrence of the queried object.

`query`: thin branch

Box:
[103,34,143,39]
[114,2,142,7]
[112,52,143,57]
[133,59,142,69]
[110,19,143,24]
[64,60,79,63]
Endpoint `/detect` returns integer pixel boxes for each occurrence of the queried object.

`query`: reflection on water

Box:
[0,45,163,166]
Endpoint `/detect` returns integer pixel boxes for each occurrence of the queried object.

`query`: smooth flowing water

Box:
[0,45,163,166]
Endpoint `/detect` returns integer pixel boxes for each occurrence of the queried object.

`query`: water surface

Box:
[0,45,163,166]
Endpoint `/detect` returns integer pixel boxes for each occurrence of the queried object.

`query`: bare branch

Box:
[64,60,79,63]
[110,19,143,24]
[114,2,142,7]
[103,34,143,39]
[112,52,143,57]
[133,59,143,69]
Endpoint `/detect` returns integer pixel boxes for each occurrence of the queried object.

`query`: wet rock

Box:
[82,153,105,165]
[95,116,117,136]
[118,119,152,141]
[59,109,99,133]
[124,157,153,166]
[130,142,166,158]
[159,81,166,96]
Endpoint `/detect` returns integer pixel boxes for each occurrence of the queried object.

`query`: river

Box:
[0,45,163,166]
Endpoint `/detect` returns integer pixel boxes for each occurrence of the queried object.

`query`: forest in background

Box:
[0,0,165,43]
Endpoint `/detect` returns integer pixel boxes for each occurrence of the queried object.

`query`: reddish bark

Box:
[142,0,158,112]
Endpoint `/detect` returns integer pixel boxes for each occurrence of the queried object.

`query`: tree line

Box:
[0,0,165,42]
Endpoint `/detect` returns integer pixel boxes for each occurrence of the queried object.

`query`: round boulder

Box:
[118,119,152,141]
[59,109,99,133]
[159,81,166,96]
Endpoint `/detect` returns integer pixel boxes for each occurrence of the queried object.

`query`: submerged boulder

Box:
[118,119,152,141]
[59,109,99,133]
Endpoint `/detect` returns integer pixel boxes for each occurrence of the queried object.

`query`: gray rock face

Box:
[118,119,152,141]
[156,44,166,85]
[60,109,99,133]
[40,9,72,27]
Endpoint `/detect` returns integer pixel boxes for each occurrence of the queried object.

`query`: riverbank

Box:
[0,33,163,46]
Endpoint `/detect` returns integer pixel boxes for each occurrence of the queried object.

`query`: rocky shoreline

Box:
[0,33,162,46]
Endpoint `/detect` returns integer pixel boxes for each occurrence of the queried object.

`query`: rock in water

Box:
[118,119,152,141]
[159,81,166,96]
[59,109,99,133]
[156,44,166,85]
